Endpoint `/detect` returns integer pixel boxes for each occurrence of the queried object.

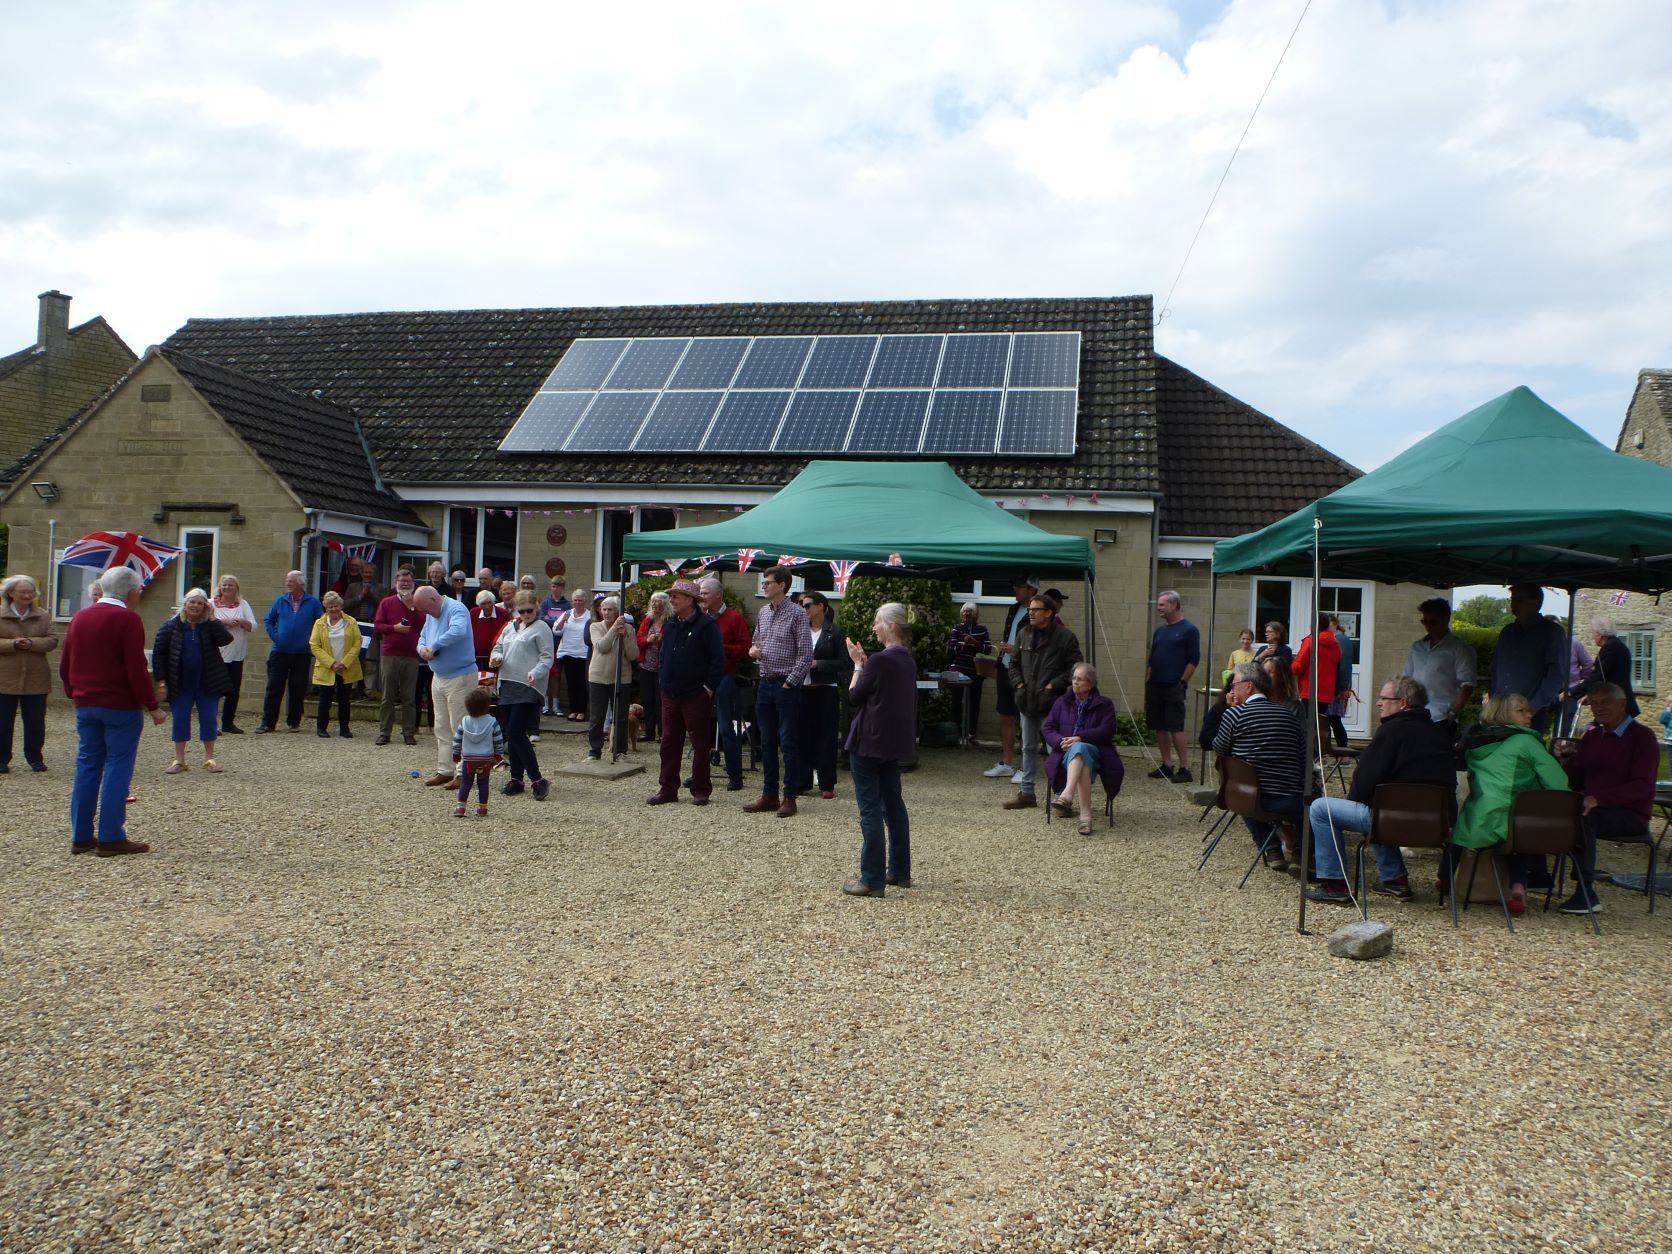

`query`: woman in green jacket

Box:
[1452,692,1570,912]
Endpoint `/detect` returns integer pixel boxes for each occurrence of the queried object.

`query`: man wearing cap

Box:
[648,580,724,805]
[1145,590,1200,783]
[985,575,1039,781]
[744,566,813,818]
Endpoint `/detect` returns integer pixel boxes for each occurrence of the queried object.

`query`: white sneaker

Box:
[1012,770,1025,785]
[982,762,1013,778]
[529,734,541,743]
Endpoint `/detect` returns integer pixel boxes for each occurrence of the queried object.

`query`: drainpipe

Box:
[294,511,323,587]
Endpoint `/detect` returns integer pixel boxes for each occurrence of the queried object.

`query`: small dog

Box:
[626,704,644,752]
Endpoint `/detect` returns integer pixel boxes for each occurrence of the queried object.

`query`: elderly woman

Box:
[1452,692,1570,914]
[1043,662,1125,835]
[842,602,917,897]
[211,574,257,734]
[636,590,672,743]
[471,588,510,671]
[153,588,234,772]
[946,601,991,740]
[1584,616,1640,718]
[309,591,363,738]
[0,574,60,773]
[795,591,849,799]
[555,590,591,720]
[587,595,640,760]
[491,590,555,800]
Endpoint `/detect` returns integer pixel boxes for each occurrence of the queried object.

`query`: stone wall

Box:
[0,320,136,473]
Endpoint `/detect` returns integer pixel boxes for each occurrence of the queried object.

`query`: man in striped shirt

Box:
[1212,661,1305,856]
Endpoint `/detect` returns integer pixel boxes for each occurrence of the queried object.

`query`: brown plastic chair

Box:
[1506,790,1600,935]
[1361,782,1457,928]
[1323,745,1359,792]
[1220,757,1295,889]
[1195,755,1239,871]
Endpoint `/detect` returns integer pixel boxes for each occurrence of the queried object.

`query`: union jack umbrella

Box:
[737,547,763,571]
[60,531,184,586]
[828,559,860,594]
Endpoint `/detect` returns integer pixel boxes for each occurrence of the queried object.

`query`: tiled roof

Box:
[163,297,1160,494]
[163,349,422,525]
[1619,368,1672,453]
[1155,356,1359,538]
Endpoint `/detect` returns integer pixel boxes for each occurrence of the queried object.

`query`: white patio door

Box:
[1250,577,1376,739]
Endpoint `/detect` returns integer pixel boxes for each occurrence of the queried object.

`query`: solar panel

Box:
[923,390,1003,454]
[997,390,1078,455]
[847,391,931,453]
[776,391,860,452]
[634,391,724,452]
[565,392,657,451]
[499,331,1079,456]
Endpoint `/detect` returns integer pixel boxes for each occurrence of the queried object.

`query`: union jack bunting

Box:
[828,559,860,594]
[776,555,809,567]
[60,531,184,585]
[689,554,724,573]
[737,548,763,571]
[644,568,670,577]
[326,540,378,561]
[1611,589,1629,606]
[886,553,903,567]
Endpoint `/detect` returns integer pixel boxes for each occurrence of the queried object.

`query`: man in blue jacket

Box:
[414,585,478,787]
[648,580,723,806]
[256,570,324,733]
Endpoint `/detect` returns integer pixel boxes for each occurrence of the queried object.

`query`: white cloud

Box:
[1,0,1669,471]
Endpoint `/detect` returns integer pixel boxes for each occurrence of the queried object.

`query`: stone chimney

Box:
[37,289,71,354]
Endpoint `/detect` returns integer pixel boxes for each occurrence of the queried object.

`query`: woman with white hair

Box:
[635,589,672,743]
[586,595,639,760]
[470,587,510,672]
[0,574,59,773]
[946,600,991,741]
[309,591,364,737]
[211,574,257,734]
[152,588,234,772]
[1583,615,1641,718]
[841,602,917,897]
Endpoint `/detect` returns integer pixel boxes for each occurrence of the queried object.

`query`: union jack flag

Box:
[326,540,378,561]
[644,568,670,577]
[1611,589,1629,607]
[828,559,860,594]
[737,548,763,571]
[776,554,809,567]
[60,531,184,585]
[689,554,724,573]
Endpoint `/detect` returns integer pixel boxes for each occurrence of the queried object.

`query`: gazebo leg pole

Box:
[1562,588,1579,737]
[1299,520,1322,935]
[1201,570,1218,781]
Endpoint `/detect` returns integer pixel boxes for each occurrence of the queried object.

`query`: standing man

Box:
[339,556,383,695]
[59,566,165,856]
[1145,590,1201,783]
[648,580,723,806]
[1492,583,1567,731]
[700,576,752,792]
[256,570,323,733]
[1403,597,1477,729]
[744,566,812,818]
[372,567,426,746]
[984,575,1039,781]
[424,561,452,601]
[1003,590,1083,810]
[414,584,477,787]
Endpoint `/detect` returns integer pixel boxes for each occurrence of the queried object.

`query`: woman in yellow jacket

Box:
[309,591,363,738]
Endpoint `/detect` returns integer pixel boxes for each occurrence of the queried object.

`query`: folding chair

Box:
[1219,757,1295,889]
[1358,782,1457,929]
[1196,755,1238,871]
[1323,746,1359,792]
[1499,789,1599,936]
[1043,756,1117,831]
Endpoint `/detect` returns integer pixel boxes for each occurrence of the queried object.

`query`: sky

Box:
[3,0,1669,473]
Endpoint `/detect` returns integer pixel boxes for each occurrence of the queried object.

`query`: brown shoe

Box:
[424,772,455,787]
[374,734,391,746]
[742,794,781,813]
[646,792,678,806]
[885,875,912,888]
[1002,792,1037,810]
[71,841,97,855]
[403,735,418,746]
[842,881,885,897]
[775,797,797,818]
[96,839,151,857]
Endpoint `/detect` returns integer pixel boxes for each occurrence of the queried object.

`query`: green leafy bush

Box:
[840,574,955,678]
[1449,621,1502,726]
[622,572,746,617]
[1115,712,1151,747]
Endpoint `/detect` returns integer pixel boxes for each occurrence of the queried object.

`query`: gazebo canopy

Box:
[1213,386,1672,592]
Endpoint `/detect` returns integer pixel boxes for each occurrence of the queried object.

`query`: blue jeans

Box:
[1061,741,1100,782]
[756,681,802,798]
[71,707,144,846]
[1017,712,1043,794]
[1243,791,1301,845]
[851,752,910,887]
[1308,796,1409,884]
[714,673,741,783]
[170,689,220,743]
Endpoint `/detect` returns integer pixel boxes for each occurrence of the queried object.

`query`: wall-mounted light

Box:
[1094,527,1118,546]
[30,481,58,502]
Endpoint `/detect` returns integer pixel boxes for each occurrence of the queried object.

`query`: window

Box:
[447,508,519,584]
[597,507,676,586]
[1621,629,1655,691]
[178,527,219,601]
[51,555,102,620]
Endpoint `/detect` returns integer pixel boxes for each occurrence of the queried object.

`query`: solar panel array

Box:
[498,332,1081,456]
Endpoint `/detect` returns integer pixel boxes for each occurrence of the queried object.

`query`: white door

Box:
[1250,577,1376,739]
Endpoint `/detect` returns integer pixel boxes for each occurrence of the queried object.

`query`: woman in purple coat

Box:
[841,601,917,898]
[1044,662,1124,834]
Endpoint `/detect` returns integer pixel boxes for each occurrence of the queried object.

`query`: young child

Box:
[451,687,507,817]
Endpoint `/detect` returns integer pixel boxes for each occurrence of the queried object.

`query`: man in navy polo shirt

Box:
[1146,589,1200,783]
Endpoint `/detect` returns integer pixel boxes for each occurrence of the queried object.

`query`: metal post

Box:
[1200,568,1218,779]
[1561,588,1579,737]
[1298,518,1322,935]
[613,561,631,763]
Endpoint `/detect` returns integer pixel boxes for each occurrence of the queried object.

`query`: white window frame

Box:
[444,507,520,587]
[595,507,677,589]
[1621,629,1655,692]
[177,525,220,604]
[51,549,103,622]
[1247,576,1376,739]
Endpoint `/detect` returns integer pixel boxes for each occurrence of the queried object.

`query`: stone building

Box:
[1602,368,1672,706]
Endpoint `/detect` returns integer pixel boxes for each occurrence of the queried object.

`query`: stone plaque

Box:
[546,524,567,546]
[544,557,566,578]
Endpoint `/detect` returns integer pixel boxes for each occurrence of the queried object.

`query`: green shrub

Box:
[1115,712,1151,747]
[1449,621,1501,727]
[840,574,955,678]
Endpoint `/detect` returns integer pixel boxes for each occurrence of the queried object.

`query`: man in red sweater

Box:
[59,566,164,855]
[1557,684,1658,914]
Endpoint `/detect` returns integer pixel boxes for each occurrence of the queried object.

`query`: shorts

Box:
[995,671,1018,718]
[1145,680,1186,732]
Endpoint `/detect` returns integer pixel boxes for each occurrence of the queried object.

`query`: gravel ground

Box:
[3,704,1669,1253]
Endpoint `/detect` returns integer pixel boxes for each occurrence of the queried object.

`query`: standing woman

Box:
[309,591,363,738]
[1252,621,1292,665]
[0,574,59,773]
[587,595,639,760]
[212,575,257,735]
[491,590,554,800]
[555,591,591,721]
[152,588,234,773]
[636,590,671,743]
[946,601,991,741]
[1585,616,1641,718]
[841,601,917,898]
[1324,613,1357,748]
[797,591,848,799]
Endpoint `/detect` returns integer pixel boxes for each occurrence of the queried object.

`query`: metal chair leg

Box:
[1445,845,1459,930]
[1238,823,1279,889]
[1197,811,1235,871]
[1462,848,1483,914]
[1356,842,1369,922]
[1488,852,1514,934]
